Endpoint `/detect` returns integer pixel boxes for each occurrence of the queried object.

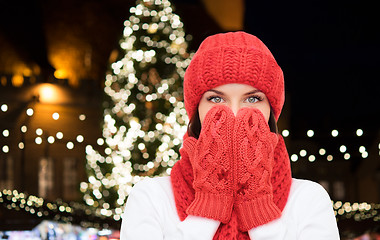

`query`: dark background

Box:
[1,0,379,134]
[244,0,380,134]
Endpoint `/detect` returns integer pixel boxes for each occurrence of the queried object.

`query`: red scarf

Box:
[170,135,292,239]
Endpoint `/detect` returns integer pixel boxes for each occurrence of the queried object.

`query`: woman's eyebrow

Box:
[243,90,262,95]
[206,89,225,95]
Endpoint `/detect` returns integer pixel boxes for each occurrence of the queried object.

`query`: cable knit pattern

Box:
[171,107,292,239]
[184,105,235,223]
[234,108,281,231]
[184,31,284,120]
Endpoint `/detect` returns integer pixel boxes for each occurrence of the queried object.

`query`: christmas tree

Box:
[80,0,192,221]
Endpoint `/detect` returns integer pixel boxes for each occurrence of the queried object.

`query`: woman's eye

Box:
[246,96,259,103]
[209,96,223,103]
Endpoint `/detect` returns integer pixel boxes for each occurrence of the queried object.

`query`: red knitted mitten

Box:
[233,108,281,231]
[184,105,235,223]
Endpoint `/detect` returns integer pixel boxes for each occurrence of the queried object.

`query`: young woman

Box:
[120,31,340,239]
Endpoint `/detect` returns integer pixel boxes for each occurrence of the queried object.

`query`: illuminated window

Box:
[63,158,78,200]
[38,158,54,199]
[333,181,345,200]
[0,156,14,190]
[319,180,330,193]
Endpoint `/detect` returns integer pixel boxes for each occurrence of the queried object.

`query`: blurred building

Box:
[0,78,103,201]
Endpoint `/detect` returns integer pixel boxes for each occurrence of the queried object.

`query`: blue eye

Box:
[247,96,259,103]
[207,96,223,103]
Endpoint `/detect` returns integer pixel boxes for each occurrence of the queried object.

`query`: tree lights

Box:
[80,0,192,219]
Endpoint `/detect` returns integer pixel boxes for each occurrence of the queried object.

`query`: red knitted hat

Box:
[184,31,285,120]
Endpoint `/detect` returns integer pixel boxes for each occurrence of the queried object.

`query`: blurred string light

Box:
[66,142,74,150]
[333,201,380,222]
[356,129,363,137]
[36,128,43,136]
[331,129,339,137]
[3,189,380,225]
[35,137,43,145]
[307,130,314,137]
[2,145,9,153]
[282,128,379,163]
[48,136,55,144]
[319,148,326,155]
[308,155,316,162]
[1,103,90,159]
[26,108,34,116]
[52,112,60,120]
[56,132,63,139]
[281,129,289,137]
[300,150,307,157]
[79,114,86,121]
[0,189,111,228]
[339,145,347,153]
[77,135,84,143]
[1,104,8,112]
[81,0,192,219]
[21,125,27,133]
[2,129,9,137]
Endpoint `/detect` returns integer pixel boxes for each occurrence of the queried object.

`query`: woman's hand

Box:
[183,106,280,229]
[183,105,235,223]
[233,107,280,231]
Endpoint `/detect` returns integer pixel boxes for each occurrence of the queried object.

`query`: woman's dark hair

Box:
[187,108,278,139]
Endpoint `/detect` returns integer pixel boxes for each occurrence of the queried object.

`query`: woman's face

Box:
[198,83,271,125]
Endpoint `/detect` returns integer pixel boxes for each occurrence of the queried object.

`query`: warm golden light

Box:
[2,145,9,153]
[36,128,43,136]
[23,68,32,77]
[56,132,63,139]
[1,76,7,86]
[79,114,86,121]
[39,84,55,102]
[11,74,24,87]
[54,69,68,79]
[21,126,27,133]
[26,108,34,116]
[48,136,55,144]
[52,112,60,120]
[201,0,244,30]
[32,83,71,104]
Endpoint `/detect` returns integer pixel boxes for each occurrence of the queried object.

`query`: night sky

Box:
[244,0,380,135]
